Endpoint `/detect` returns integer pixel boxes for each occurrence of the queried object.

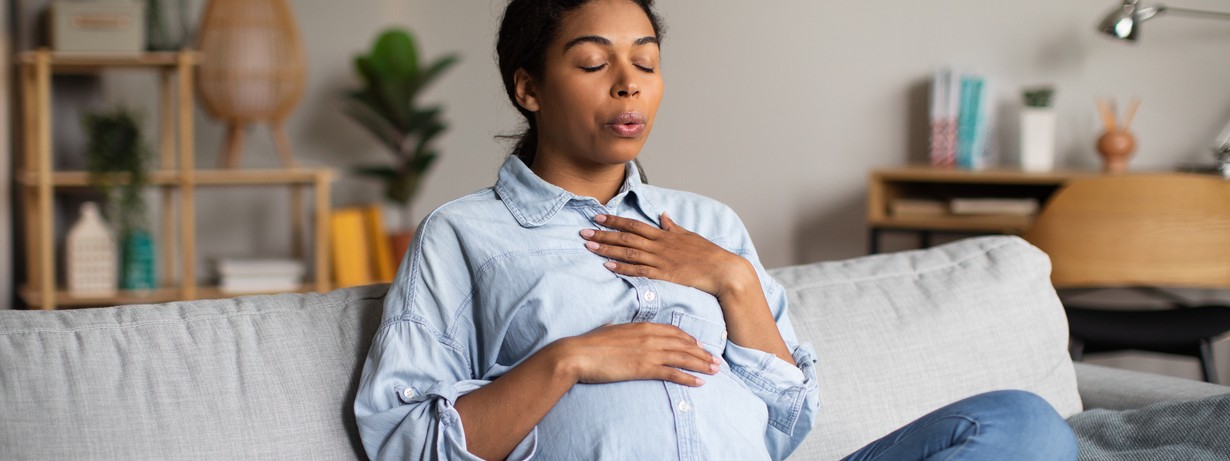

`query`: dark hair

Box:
[496,0,664,166]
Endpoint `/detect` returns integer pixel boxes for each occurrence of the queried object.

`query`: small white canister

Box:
[1020,107,1057,172]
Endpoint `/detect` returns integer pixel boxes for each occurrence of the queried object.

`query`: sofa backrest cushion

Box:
[770,236,1081,461]
[0,285,387,460]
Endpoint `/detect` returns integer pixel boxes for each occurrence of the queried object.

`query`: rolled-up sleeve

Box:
[354,321,537,461]
[721,275,819,460]
[353,217,537,461]
[721,212,820,460]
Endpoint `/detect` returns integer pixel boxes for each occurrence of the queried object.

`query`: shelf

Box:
[17,168,336,188]
[866,166,1103,253]
[19,284,325,309]
[17,48,334,310]
[871,166,1096,185]
[16,50,200,72]
[868,214,1034,234]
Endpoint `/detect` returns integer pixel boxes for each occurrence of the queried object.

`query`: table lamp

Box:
[1098,0,1230,177]
[1097,0,1230,41]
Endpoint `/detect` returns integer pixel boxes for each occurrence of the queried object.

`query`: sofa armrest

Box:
[1075,362,1230,411]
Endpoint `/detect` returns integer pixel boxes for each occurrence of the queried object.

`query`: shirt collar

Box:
[494,156,662,228]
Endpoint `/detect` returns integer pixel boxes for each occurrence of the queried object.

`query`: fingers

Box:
[575,323,721,387]
[594,214,661,238]
[581,227,654,252]
[607,323,719,370]
[659,212,677,232]
[660,368,707,387]
[639,324,720,374]
[581,228,661,268]
[601,259,655,278]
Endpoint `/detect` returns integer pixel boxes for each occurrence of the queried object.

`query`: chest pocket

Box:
[670,311,728,357]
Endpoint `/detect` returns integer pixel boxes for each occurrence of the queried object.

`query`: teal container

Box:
[122,229,157,291]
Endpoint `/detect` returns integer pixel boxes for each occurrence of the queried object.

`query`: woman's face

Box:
[517,0,664,168]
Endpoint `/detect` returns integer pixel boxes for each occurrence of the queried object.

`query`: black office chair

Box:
[1023,174,1230,384]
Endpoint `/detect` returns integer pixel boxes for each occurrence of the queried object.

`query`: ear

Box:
[513,68,540,113]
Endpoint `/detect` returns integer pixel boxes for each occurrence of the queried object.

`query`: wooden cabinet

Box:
[866,166,1097,253]
[16,49,334,309]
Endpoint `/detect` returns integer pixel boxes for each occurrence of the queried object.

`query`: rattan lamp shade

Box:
[196,0,305,168]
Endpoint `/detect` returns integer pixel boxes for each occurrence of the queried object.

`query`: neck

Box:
[530,151,627,205]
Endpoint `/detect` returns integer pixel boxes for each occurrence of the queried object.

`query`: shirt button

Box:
[644,291,657,302]
[677,400,691,413]
[402,388,416,400]
[721,330,728,341]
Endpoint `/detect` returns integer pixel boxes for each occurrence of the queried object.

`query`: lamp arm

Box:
[1215,117,1230,152]
[1158,6,1230,21]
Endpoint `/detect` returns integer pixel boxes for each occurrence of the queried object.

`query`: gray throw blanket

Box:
[1067,393,1230,461]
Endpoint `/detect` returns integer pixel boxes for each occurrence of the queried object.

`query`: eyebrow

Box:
[562,35,659,53]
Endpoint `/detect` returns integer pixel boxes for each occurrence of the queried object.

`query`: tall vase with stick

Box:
[1095,97,1140,173]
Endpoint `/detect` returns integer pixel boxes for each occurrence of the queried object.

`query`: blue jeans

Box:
[841,390,1078,461]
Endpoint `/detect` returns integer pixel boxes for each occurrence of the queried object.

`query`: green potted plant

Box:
[82,107,156,291]
[344,27,459,256]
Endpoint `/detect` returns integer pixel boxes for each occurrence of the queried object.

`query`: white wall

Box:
[100,0,1230,269]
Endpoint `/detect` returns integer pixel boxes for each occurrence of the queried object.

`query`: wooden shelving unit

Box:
[16,49,334,310]
[866,166,1099,253]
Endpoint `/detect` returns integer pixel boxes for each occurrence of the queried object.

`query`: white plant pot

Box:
[1019,108,1057,172]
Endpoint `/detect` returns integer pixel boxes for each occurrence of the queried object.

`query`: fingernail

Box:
[695,377,706,386]
[594,214,607,223]
[580,229,595,238]
[585,241,599,251]
[712,355,721,365]
[603,261,616,270]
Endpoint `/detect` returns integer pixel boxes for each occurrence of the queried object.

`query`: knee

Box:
[972,390,1079,459]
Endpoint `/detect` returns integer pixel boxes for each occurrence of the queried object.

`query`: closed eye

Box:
[636,64,656,73]
[581,64,608,72]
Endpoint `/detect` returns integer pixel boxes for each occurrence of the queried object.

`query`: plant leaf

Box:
[343,103,406,156]
[408,54,460,102]
[372,29,418,83]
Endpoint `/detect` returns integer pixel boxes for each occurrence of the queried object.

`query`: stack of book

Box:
[216,258,305,294]
[949,198,1039,216]
[930,68,995,170]
[330,204,398,288]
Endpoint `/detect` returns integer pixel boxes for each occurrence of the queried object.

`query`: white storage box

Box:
[51,1,146,53]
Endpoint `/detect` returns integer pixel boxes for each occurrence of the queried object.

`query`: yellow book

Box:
[361,205,396,282]
[330,208,374,288]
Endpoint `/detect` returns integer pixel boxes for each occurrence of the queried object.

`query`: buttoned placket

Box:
[580,201,698,459]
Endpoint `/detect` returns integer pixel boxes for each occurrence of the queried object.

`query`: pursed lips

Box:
[606,111,647,138]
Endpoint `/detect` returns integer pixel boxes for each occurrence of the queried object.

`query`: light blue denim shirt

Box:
[355,156,819,461]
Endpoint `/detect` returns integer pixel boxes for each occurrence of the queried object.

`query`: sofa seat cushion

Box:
[770,236,1081,461]
[0,285,387,461]
[1068,392,1230,460]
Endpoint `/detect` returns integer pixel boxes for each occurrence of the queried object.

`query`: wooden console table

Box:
[867,166,1098,253]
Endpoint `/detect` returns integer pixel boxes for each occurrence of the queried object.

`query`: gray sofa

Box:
[2,236,1227,460]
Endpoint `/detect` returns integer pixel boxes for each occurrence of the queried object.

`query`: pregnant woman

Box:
[354,1,1079,460]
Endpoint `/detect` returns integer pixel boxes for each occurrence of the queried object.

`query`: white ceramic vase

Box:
[1019,108,1057,172]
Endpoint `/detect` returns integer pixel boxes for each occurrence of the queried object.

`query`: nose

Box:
[611,66,640,98]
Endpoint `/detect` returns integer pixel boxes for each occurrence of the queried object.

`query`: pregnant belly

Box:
[531,370,771,460]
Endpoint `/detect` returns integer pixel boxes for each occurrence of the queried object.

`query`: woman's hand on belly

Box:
[559,322,720,387]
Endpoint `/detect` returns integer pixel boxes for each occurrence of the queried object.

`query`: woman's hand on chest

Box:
[579,212,759,302]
